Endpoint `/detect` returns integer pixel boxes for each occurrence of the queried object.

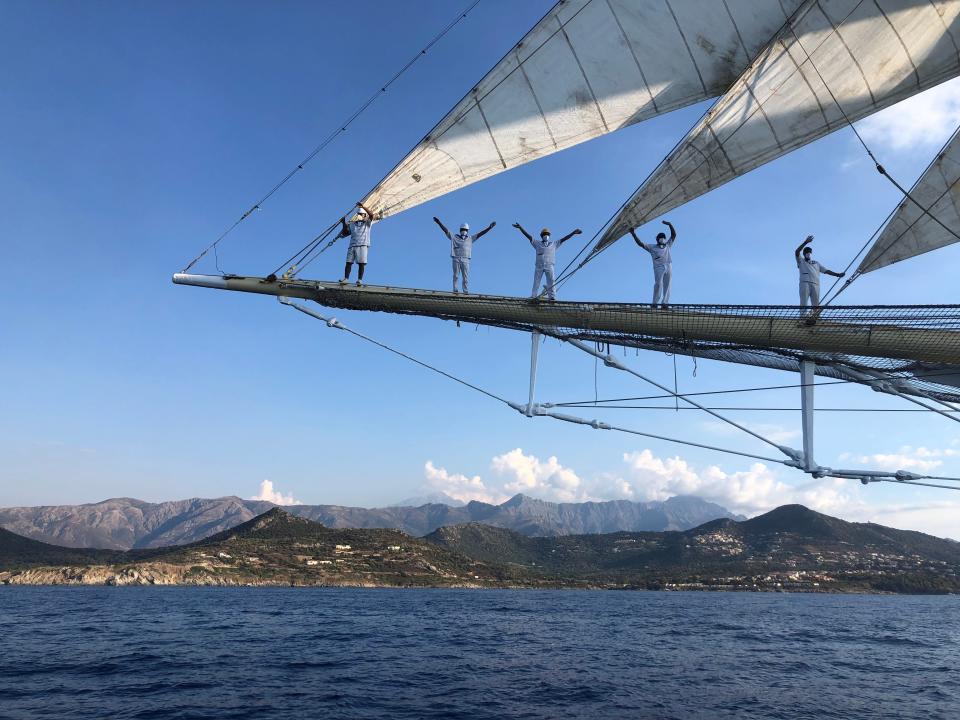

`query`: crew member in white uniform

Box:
[630,220,676,308]
[338,200,375,286]
[432,217,496,293]
[512,222,582,300]
[794,235,844,308]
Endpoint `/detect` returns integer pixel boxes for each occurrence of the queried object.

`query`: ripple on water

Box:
[0,588,959,719]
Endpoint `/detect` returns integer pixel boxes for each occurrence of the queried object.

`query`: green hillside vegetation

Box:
[2,506,958,593]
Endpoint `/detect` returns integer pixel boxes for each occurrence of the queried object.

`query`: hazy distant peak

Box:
[389,492,465,508]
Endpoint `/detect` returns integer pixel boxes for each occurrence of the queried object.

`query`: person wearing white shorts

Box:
[338,201,374,285]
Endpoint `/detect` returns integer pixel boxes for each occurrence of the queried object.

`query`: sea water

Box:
[1,587,957,719]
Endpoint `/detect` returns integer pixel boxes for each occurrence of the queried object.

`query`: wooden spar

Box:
[172,274,960,365]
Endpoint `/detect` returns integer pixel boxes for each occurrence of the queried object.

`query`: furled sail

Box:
[858,126,960,273]
[591,0,960,256]
[361,0,808,220]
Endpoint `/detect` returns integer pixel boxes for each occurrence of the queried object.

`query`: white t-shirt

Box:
[444,229,475,259]
[642,240,673,270]
[797,256,824,284]
[531,236,558,266]
[348,218,372,248]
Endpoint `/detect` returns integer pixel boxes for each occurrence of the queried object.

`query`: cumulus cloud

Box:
[856,77,960,152]
[424,461,505,504]
[491,448,586,503]
[418,445,958,537]
[617,449,859,518]
[839,445,959,473]
[250,479,302,505]
[700,421,799,445]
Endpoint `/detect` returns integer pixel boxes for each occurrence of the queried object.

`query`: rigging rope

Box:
[179,0,484,274]
[822,123,960,305]
[557,0,960,291]
[279,297,960,488]
[553,0,864,289]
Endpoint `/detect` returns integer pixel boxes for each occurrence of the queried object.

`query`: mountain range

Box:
[2,505,958,593]
[0,494,744,550]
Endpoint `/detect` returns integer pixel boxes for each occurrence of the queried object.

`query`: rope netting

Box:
[286,281,960,403]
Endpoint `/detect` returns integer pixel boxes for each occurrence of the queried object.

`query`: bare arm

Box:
[557,228,583,246]
[629,228,647,251]
[663,220,676,243]
[474,221,496,240]
[795,234,813,260]
[512,222,533,242]
[432,216,450,237]
[357,200,375,222]
[821,266,846,278]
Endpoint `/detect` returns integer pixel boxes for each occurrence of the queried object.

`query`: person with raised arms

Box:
[630,220,677,308]
[795,234,845,309]
[338,200,375,286]
[512,223,582,300]
[432,217,496,293]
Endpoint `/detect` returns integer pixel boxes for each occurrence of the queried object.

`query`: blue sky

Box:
[1,1,958,536]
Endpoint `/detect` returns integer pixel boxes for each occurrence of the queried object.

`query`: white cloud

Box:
[423,461,505,505]
[701,421,799,445]
[250,479,302,506]
[839,445,959,473]
[618,449,858,518]
[861,502,960,541]
[857,77,960,152]
[491,448,586,503]
[420,445,959,538]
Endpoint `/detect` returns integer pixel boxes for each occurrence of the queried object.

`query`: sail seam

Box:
[556,16,610,132]
[474,99,508,170]
[874,0,921,86]
[516,50,559,151]
[815,0,876,106]
[603,0,659,114]
[663,0,709,95]
[928,0,960,64]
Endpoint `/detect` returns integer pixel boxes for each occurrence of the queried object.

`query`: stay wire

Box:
[553,0,862,289]
[180,0,484,274]
[367,0,599,217]
[283,299,509,406]
[822,123,960,306]
[270,218,342,278]
[786,24,960,303]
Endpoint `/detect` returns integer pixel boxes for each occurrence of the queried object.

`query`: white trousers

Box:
[653,265,672,306]
[452,258,470,293]
[532,263,556,299]
[799,281,820,308]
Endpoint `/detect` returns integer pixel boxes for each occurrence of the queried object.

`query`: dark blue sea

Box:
[1,588,958,719]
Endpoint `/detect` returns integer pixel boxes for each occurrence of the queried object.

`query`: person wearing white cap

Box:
[512,222,582,300]
[795,234,845,308]
[432,217,496,293]
[338,200,375,286]
[630,220,676,308]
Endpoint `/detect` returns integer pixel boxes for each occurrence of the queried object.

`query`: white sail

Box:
[362,0,807,220]
[859,127,960,273]
[593,0,960,255]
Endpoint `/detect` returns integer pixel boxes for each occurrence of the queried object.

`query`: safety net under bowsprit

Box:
[297,282,960,404]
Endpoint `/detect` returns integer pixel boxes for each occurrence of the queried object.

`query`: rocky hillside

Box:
[0,494,743,549]
[424,505,960,593]
[2,505,959,593]
[0,508,522,588]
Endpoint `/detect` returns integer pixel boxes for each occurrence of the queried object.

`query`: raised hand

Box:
[573,229,582,235]
[512,222,521,229]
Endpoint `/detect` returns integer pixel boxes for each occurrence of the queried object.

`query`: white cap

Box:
[460,222,470,231]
